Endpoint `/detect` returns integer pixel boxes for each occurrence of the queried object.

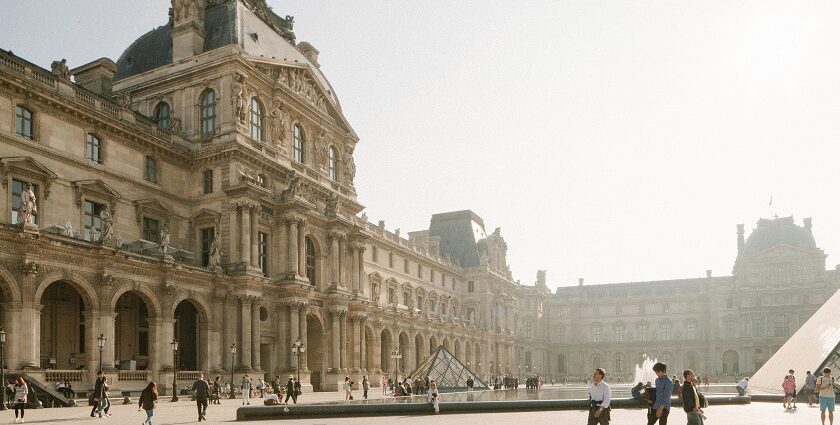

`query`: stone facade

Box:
[0,0,836,395]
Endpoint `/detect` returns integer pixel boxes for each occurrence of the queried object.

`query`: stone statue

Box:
[269,97,286,146]
[168,117,182,134]
[344,146,356,184]
[99,205,114,244]
[63,220,75,237]
[234,74,248,125]
[208,233,222,270]
[159,227,171,256]
[314,128,327,167]
[360,212,368,222]
[277,15,296,43]
[90,226,99,242]
[50,59,71,80]
[280,175,302,200]
[19,183,37,225]
[371,283,381,305]
[174,0,203,26]
[116,92,131,108]
[324,193,338,217]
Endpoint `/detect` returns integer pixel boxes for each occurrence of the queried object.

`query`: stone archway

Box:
[114,291,155,370]
[380,329,394,375]
[306,314,325,390]
[398,331,410,374]
[454,339,462,361]
[39,280,95,369]
[442,337,450,351]
[414,334,425,370]
[174,300,200,371]
[364,324,376,372]
[429,335,438,356]
[722,349,739,375]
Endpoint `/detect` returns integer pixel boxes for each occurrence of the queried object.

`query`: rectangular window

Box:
[403,291,410,306]
[724,319,736,338]
[430,270,435,283]
[404,259,409,273]
[661,323,672,341]
[751,318,764,337]
[417,264,422,279]
[203,169,213,194]
[468,281,475,293]
[83,200,105,241]
[11,179,39,225]
[638,325,647,342]
[15,106,33,139]
[687,322,697,340]
[201,227,215,267]
[372,246,378,262]
[258,231,268,276]
[86,134,102,163]
[592,327,601,343]
[388,288,396,305]
[388,252,394,268]
[144,156,158,183]
[417,296,424,312]
[142,217,160,243]
[615,326,624,342]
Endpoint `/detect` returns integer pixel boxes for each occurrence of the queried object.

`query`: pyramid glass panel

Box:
[408,345,489,391]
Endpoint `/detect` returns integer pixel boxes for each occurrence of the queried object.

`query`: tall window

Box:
[154,102,170,130]
[661,323,672,341]
[203,169,214,194]
[305,236,316,284]
[686,322,697,340]
[144,156,158,183]
[328,146,338,181]
[200,89,216,138]
[724,319,736,338]
[388,288,397,305]
[11,180,39,224]
[293,124,305,163]
[258,232,268,276]
[752,317,764,337]
[86,133,102,163]
[591,354,602,369]
[388,252,394,268]
[15,105,33,139]
[417,264,423,279]
[403,259,409,273]
[638,324,648,342]
[468,281,475,292]
[615,353,625,372]
[200,227,215,267]
[142,217,160,243]
[250,98,264,141]
[592,326,601,343]
[557,354,567,374]
[615,325,625,342]
[773,315,789,337]
[83,200,105,241]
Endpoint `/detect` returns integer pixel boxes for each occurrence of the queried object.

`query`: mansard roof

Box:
[743,216,818,256]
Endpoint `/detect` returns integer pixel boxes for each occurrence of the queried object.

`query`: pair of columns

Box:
[235,203,260,269]
[327,233,366,292]
[284,218,307,279]
[224,295,261,371]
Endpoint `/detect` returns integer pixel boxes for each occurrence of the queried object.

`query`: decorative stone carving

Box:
[116,92,131,108]
[168,117,182,134]
[98,272,116,287]
[233,74,248,125]
[280,175,302,201]
[159,227,172,258]
[160,283,177,296]
[277,68,327,112]
[343,145,356,184]
[208,233,223,272]
[314,128,327,168]
[173,0,204,27]
[99,205,114,245]
[50,59,71,80]
[19,182,37,225]
[269,97,287,147]
[20,260,38,276]
[324,193,338,217]
[115,232,124,249]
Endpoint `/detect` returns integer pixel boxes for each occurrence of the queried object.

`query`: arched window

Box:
[15,105,34,139]
[86,133,102,163]
[305,236,316,284]
[293,124,305,163]
[250,98,264,141]
[154,102,170,130]
[200,89,216,138]
[328,146,338,181]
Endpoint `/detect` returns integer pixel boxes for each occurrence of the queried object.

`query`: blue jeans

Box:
[144,408,154,425]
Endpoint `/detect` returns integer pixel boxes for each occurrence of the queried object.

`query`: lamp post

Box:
[291,339,305,382]
[0,326,6,411]
[518,364,522,381]
[96,334,106,371]
[390,348,402,381]
[170,339,179,402]
[229,344,237,399]
[489,361,494,386]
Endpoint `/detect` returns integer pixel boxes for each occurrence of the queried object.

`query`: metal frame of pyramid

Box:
[748,288,840,394]
[409,345,489,391]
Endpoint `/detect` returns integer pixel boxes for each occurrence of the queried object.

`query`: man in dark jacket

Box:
[284,377,297,404]
[90,371,104,418]
[192,373,210,421]
[681,370,705,425]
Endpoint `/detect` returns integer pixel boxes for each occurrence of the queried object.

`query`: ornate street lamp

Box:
[518,364,522,381]
[490,361,494,386]
[170,339,179,402]
[390,348,402,382]
[96,334,106,371]
[229,344,237,399]
[0,326,6,411]
[69,353,76,369]
[291,339,305,382]
[48,356,56,370]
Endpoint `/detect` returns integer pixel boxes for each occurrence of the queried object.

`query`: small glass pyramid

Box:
[409,345,489,391]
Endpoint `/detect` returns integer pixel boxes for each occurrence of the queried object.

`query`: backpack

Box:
[818,377,836,393]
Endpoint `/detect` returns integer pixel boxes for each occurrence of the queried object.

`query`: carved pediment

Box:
[72,179,121,209]
[368,271,383,283]
[134,198,172,225]
[254,63,329,113]
[385,277,398,288]
[190,208,221,226]
[1,157,58,198]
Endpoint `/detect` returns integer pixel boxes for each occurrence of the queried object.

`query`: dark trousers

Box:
[284,391,297,404]
[587,406,610,424]
[363,388,368,399]
[196,397,208,418]
[647,407,669,425]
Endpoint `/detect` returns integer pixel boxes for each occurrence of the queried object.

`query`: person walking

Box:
[806,371,818,407]
[343,377,352,400]
[783,373,796,410]
[293,378,302,402]
[138,382,158,425]
[99,376,112,417]
[362,376,370,400]
[240,375,252,405]
[192,372,210,421]
[256,378,266,398]
[735,377,749,396]
[284,377,297,404]
[817,368,836,425]
[212,376,222,404]
[648,362,673,425]
[587,368,611,425]
[90,370,104,418]
[12,377,27,423]
[681,370,705,425]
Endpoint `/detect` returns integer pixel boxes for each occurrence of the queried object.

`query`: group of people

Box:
[53,380,76,399]
[387,375,432,396]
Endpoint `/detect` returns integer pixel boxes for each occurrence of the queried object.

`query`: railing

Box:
[176,371,202,382]
[45,370,83,383]
[117,371,149,382]
[0,54,25,74]
[74,89,96,107]
[32,70,56,89]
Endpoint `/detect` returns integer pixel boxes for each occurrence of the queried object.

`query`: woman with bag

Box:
[13,377,27,423]
[138,381,158,425]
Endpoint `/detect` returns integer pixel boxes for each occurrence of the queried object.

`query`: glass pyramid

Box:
[409,345,489,391]
[748,288,840,394]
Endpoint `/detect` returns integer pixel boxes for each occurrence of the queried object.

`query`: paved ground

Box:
[1,391,834,424]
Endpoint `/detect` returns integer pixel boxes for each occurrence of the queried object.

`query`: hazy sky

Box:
[3,1,840,291]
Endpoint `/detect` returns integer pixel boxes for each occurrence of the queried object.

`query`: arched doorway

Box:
[722,349,739,375]
[39,281,88,369]
[398,332,410,374]
[380,329,393,375]
[442,337,450,351]
[364,325,376,372]
[465,341,473,369]
[114,291,152,370]
[306,315,324,390]
[414,334,425,369]
[174,300,199,371]
[475,343,482,373]
[429,336,438,355]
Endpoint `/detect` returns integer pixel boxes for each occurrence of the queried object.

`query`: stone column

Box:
[100,312,116,370]
[240,205,252,267]
[224,294,236,370]
[329,234,340,286]
[251,299,261,370]
[240,297,252,370]
[289,304,300,370]
[351,315,361,371]
[340,312,348,370]
[298,305,308,370]
[331,311,341,370]
[359,316,368,371]
[372,332,382,373]
[1,303,21,371]
[287,219,299,277]
[146,318,162,374]
[338,237,345,287]
[276,303,288,372]
[297,220,307,278]
[250,207,259,268]
[357,246,366,295]
[17,266,38,369]
[161,318,175,370]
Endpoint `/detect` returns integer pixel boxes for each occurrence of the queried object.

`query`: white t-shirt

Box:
[816,376,836,397]
[736,379,749,389]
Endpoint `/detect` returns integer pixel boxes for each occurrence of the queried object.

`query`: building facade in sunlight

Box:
[0,0,836,394]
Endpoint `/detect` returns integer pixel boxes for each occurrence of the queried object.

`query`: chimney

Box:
[171,0,206,62]
[706,270,712,278]
[804,217,813,234]
[578,278,584,287]
[297,42,320,68]
[71,58,117,97]
[737,224,745,254]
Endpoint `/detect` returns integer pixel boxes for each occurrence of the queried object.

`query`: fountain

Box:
[633,354,659,386]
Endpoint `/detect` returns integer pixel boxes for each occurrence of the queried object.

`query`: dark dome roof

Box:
[743,216,816,255]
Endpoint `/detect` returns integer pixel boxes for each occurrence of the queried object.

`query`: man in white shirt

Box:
[736,377,749,396]
[588,368,611,425]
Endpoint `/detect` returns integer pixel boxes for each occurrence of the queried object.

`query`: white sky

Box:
[3,1,840,291]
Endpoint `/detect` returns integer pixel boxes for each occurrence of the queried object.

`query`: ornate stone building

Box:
[0,0,836,395]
